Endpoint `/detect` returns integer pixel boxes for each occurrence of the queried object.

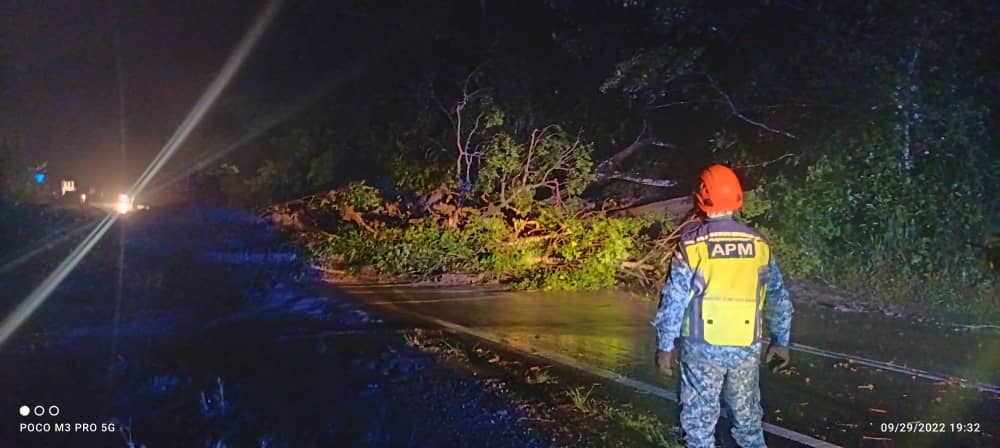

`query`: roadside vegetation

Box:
[8,1,994,318]
[406,329,685,447]
[193,1,998,319]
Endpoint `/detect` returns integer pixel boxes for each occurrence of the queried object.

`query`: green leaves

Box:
[304,182,651,291]
[475,126,594,210]
[599,46,704,101]
[751,0,999,315]
[759,115,997,314]
[244,127,343,203]
[332,182,382,213]
[484,109,506,129]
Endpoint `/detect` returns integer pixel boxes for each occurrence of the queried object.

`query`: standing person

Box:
[652,164,793,448]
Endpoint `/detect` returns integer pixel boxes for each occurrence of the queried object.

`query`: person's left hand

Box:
[656,349,676,377]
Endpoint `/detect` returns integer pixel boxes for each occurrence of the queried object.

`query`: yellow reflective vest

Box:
[678,218,771,347]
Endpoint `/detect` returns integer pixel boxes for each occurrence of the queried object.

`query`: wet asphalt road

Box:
[338,284,1000,447]
[3,205,996,447]
[0,208,570,447]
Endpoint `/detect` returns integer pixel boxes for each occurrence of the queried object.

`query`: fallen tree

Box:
[267,181,681,291]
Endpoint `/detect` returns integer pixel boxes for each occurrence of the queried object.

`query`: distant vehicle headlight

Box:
[117,194,132,214]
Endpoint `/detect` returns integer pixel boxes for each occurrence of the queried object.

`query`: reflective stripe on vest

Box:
[679,225,771,347]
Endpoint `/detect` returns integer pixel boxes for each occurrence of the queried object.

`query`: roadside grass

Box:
[525,366,558,385]
[565,385,597,413]
[599,404,683,448]
[118,418,144,448]
[404,330,469,361]
[439,340,468,361]
[402,333,421,348]
[406,331,686,447]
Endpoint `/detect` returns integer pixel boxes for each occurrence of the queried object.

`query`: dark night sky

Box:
[0,0,575,195]
[0,0,286,191]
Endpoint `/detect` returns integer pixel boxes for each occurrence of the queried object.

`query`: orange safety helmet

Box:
[695,164,743,213]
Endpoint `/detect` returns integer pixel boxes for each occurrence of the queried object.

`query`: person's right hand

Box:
[765,344,791,372]
[656,349,675,377]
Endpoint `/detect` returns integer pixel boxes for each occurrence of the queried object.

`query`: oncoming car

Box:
[115,194,150,214]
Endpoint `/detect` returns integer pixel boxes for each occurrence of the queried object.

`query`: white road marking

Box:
[366,296,508,305]
[790,343,1000,395]
[364,287,844,448]
[343,284,1000,396]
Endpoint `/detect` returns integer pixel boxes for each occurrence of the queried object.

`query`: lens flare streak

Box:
[0,218,102,276]
[0,214,117,347]
[129,0,284,198]
[0,0,283,349]
[143,64,369,198]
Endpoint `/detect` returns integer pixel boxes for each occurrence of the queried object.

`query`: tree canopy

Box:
[163,0,1000,313]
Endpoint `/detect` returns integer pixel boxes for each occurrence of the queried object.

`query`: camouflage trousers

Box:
[679,354,766,448]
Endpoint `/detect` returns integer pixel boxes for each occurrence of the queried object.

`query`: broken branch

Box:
[604,174,678,188]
